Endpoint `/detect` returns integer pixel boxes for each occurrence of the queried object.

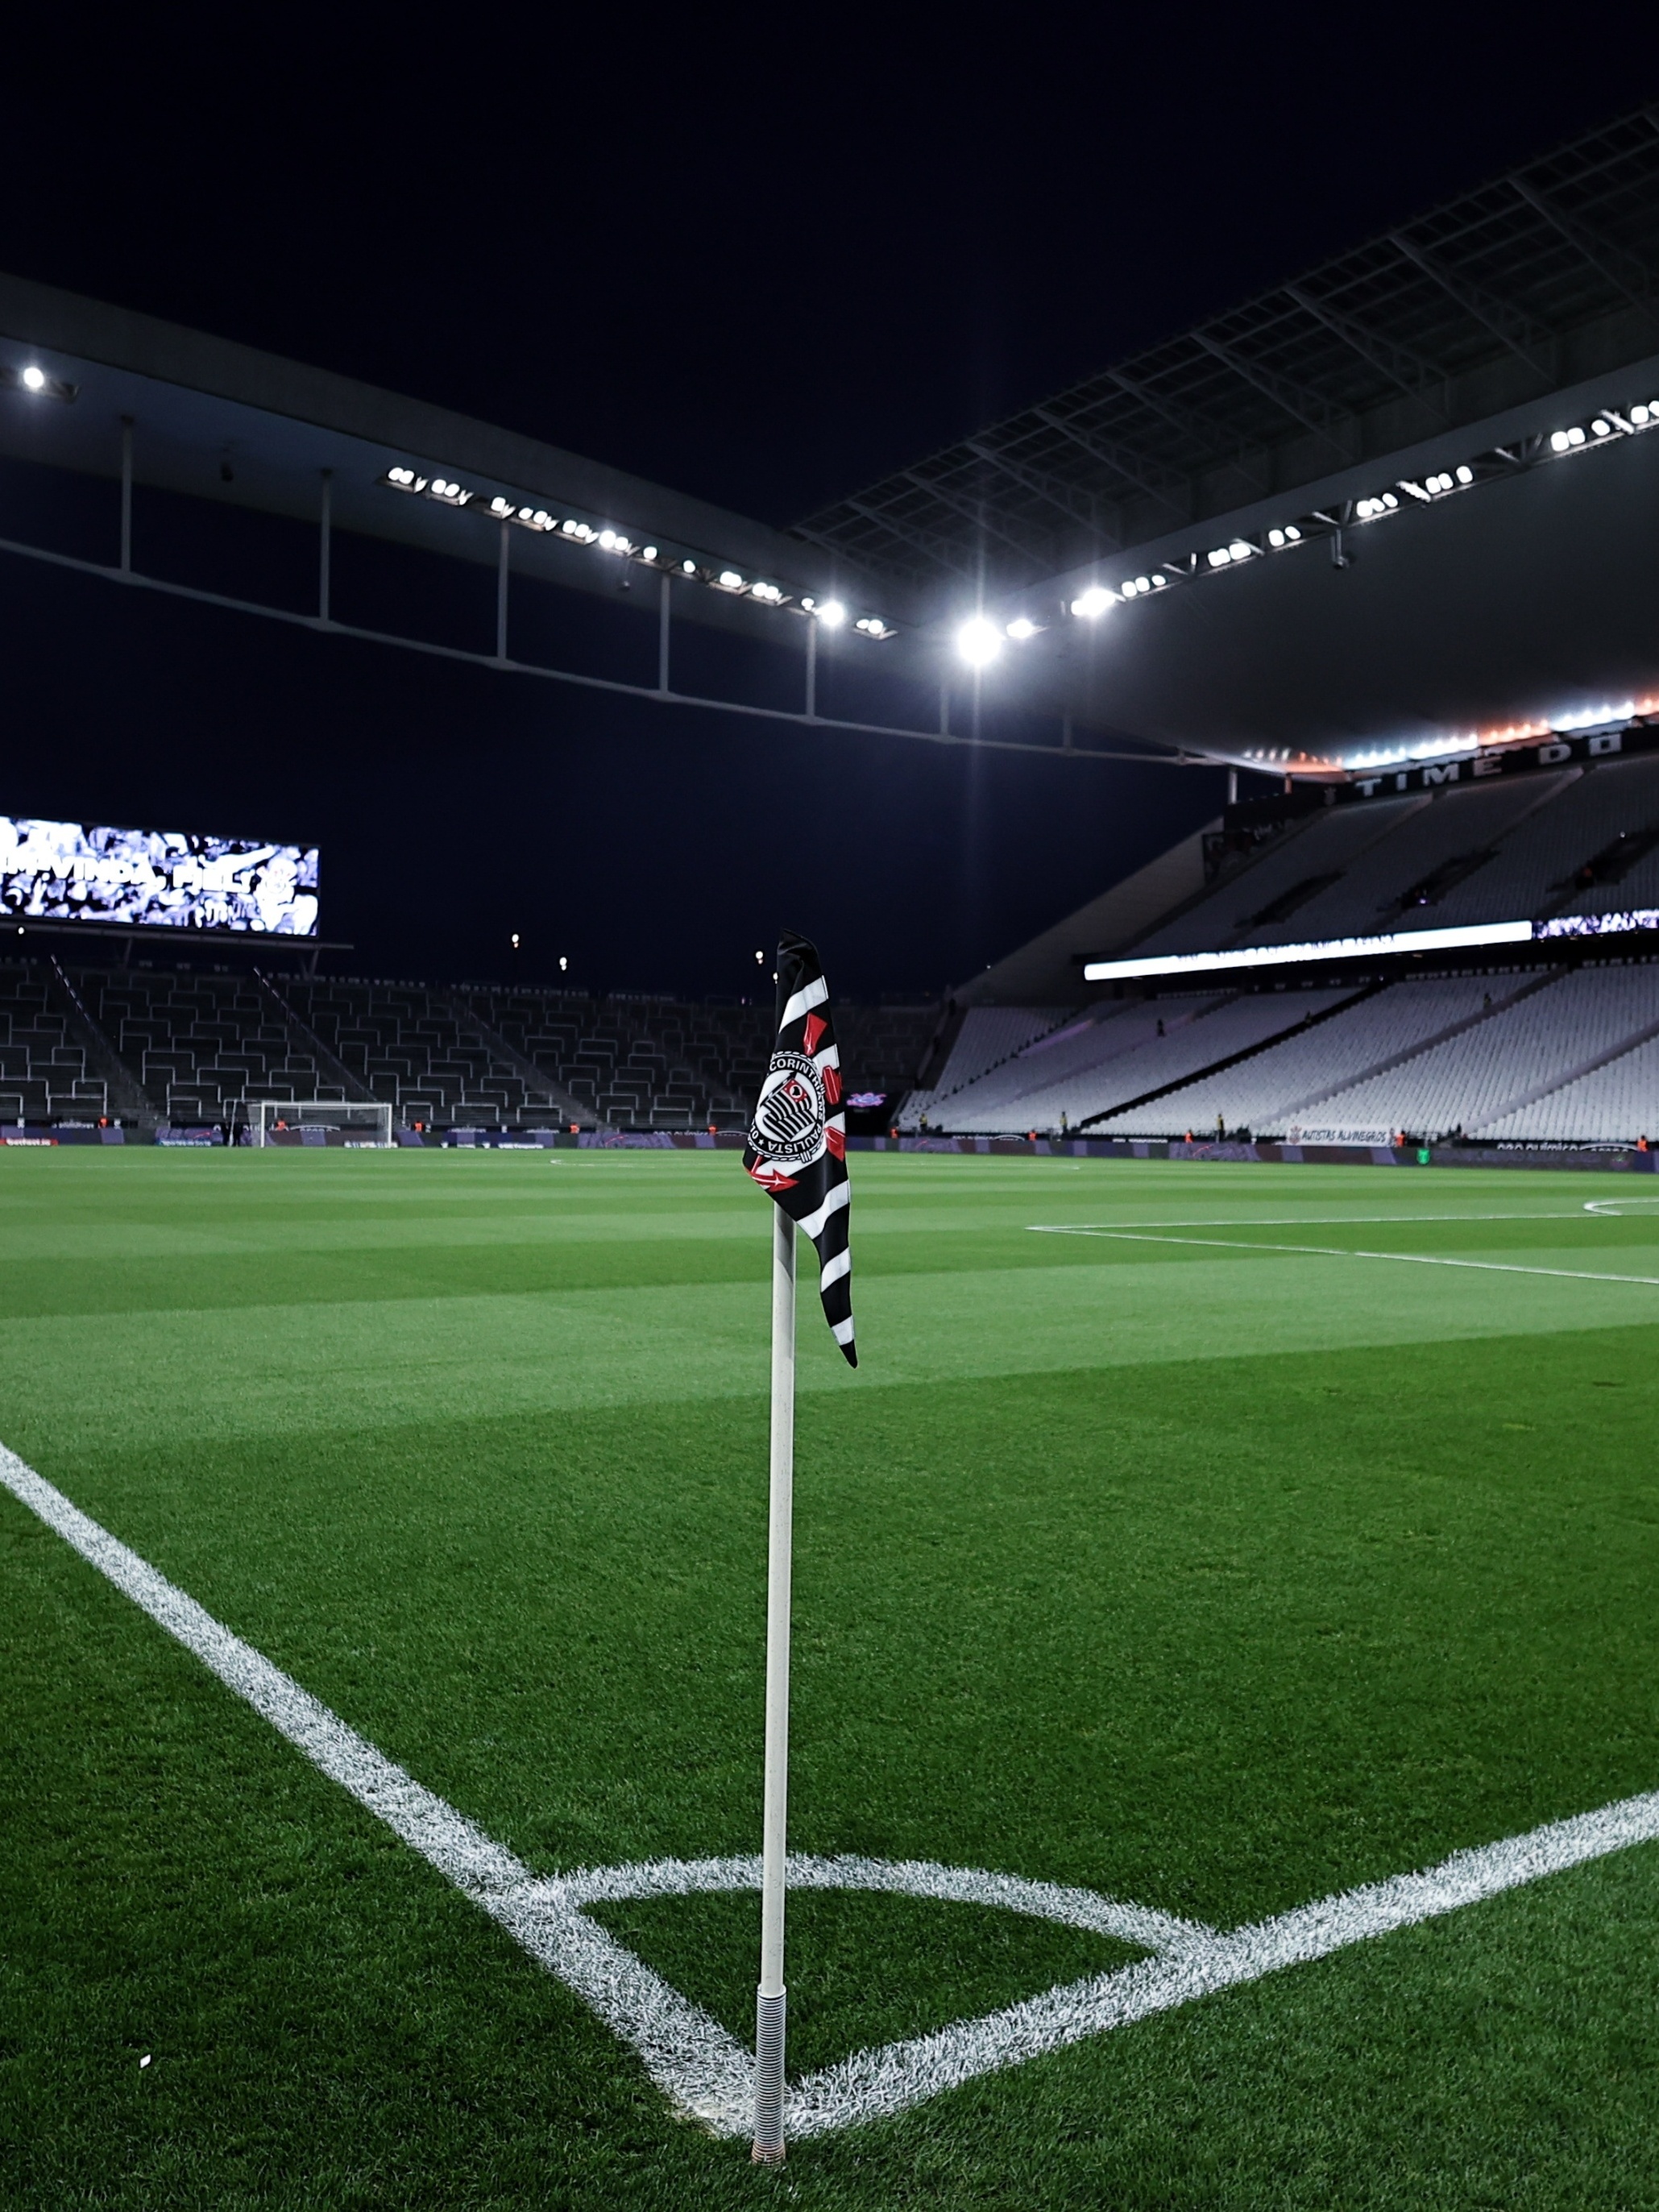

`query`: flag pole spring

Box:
[752,1988,786,2164]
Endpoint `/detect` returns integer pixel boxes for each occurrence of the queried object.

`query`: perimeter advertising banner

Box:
[0,816,319,935]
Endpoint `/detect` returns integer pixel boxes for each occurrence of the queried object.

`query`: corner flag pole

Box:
[753,1201,796,2164]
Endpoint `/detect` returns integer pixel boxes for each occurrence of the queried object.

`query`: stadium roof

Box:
[794,106,1659,774]
[0,269,915,691]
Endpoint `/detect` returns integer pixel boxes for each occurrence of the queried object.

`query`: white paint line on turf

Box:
[1028,1225,1659,1289]
[5,1437,1659,2141]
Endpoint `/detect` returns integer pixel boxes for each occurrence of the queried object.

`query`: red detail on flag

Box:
[802,1011,827,1054]
[826,1124,845,1160]
[822,1063,842,1106]
[747,1160,798,1193]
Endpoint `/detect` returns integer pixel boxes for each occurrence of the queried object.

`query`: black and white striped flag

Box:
[744,931,856,1366]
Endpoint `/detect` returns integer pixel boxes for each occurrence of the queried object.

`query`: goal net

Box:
[247,1099,396,1148]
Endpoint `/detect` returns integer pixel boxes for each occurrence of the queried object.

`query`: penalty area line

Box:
[1027,1225,1659,1289]
[3,1438,1659,2142]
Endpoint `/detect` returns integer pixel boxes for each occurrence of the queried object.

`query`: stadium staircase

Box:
[445,994,606,1130]
[44,957,153,1125]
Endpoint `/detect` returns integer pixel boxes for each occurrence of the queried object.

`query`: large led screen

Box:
[0,816,319,935]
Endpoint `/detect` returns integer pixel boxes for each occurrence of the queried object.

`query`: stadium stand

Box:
[1128,797,1429,957]
[1456,754,1659,923]
[0,960,110,1124]
[910,990,1354,1134]
[16,745,1659,1148]
[1285,965,1659,1140]
[1280,775,1572,943]
[73,968,334,1128]
[1482,1022,1659,1145]
[0,961,937,1136]
[1098,973,1523,1138]
[901,1005,1071,1127]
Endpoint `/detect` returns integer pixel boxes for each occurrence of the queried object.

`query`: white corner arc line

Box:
[4,1439,1658,2142]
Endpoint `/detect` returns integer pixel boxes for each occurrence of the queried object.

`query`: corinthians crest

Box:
[748,1049,827,1167]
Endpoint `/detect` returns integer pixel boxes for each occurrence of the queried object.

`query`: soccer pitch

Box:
[3,1148,1658,2209]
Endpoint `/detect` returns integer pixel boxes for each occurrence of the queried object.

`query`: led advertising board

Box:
[0,816,318,936]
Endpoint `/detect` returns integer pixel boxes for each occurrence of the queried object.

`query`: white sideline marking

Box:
[1034,1210,1591,1230]
[1028,1225,1659,1289]
[5,1439,1659,2139]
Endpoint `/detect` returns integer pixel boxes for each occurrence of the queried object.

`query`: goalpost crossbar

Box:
[247,1099,396,1148]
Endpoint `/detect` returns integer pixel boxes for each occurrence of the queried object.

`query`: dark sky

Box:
[2,11,1657,997]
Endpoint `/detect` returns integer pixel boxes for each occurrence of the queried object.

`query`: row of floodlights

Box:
[382,467,894,637]
[1039,395,1659,649]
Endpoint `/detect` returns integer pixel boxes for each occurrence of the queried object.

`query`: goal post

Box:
[247,1099,396,1148]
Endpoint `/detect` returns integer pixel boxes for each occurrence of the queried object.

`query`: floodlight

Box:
[599,529,619,549]
[716,570,746,591]
[1268,528,1286,547]
[751,581,785,604]
[559,955,569,972]
[1550,430,1571,452]
[956,615,1002,666]
[1284,525,1301,542]
[1070,586,1114,618]
[1455,465,1474,483]
[816,599,846,627]
[1592,417,1612,437]
[3,361,74,402]
[681,558,699,575]
[642,546,659,561]
[1633,404,1652,425]
[1006,616,1038,640]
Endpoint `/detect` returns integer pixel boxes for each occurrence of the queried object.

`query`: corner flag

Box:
[743,929,856,1366]
[743,932,856,2166]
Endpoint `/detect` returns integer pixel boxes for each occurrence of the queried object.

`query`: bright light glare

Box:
[19,365,44,392]
[956,616,1002,667]
[816,599,846,627]
[1070,586,1114,619]
[1006,616,1038,640]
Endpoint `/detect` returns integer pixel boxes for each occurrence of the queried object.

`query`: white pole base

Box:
[751,1987,787,2164]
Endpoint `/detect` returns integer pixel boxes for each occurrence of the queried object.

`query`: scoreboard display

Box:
[0,815,319,936]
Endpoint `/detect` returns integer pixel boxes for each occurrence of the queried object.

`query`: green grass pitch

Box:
[2,1144,1658,2208]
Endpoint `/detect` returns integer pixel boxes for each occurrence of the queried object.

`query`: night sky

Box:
[2,15,1656,998]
